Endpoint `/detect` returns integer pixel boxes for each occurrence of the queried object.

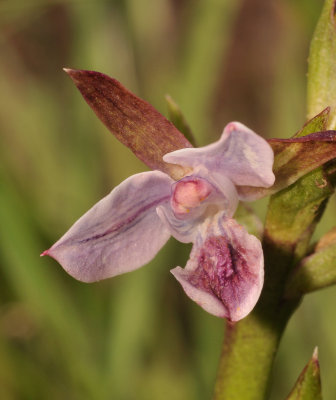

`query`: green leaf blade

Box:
[285,348,322,400]
[263,112,335,272]
[294,107,330,138]
[165,94,197,146]
[285,227,336,297]
[238,130,336,199]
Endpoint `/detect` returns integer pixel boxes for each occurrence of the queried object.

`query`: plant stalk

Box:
[213,239,301,400]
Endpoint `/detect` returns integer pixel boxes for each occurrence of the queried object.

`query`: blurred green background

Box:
[0,0,336,399]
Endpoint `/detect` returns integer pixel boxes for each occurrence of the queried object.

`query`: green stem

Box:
[214,311,291,400]
[213,162,333,399]
[214,0,336,393]
[285,238,336,298]
[213,240,300,400]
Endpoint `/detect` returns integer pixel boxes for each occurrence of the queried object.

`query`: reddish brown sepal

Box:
[64,69,192,178]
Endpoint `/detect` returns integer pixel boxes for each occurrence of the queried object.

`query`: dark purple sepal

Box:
[64,69,192,179]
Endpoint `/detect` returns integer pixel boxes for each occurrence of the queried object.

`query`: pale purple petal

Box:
[163,121,275,189]
[171,215,264,321]
[43,171,173,282]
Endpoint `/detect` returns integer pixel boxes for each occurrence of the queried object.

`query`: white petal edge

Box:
[171,267,228,317]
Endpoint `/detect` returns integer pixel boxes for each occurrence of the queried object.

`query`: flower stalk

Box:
[213,242,301,400]
[213,108,336,399]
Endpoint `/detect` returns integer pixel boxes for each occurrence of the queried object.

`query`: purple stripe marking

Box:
[78,194,171,244]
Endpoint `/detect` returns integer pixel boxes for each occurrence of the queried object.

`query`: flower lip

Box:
[171,216,264,321]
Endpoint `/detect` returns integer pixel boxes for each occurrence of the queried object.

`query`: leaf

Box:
[238,130,336,199]
[263,112,335,264]
[285,227,336,298]
[64,69,192,179]
[307,0,336,129]
[264,167,333,257]
[294,107,330,138]
[165,94,197,146]
[268,131,336,189]
[266,110,334,197]
[285,348,322,400]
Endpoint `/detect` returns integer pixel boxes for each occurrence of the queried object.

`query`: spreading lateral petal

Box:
[171,215,264,321]
[164,121,275,189]
[43,171,173,282]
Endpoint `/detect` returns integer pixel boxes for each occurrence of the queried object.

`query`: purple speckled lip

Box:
[171,214,263,322]
[196,235,257,321]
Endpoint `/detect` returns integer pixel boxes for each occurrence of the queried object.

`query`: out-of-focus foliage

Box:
[165,94,197,146]
[0,0,335,399]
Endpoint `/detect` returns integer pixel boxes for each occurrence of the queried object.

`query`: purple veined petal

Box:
[42,171,173,282]
[157,174,238,243]
[171,214,264,321]
[163,121,275,189]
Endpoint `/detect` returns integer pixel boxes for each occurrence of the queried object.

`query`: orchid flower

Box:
[42,121,274,321]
